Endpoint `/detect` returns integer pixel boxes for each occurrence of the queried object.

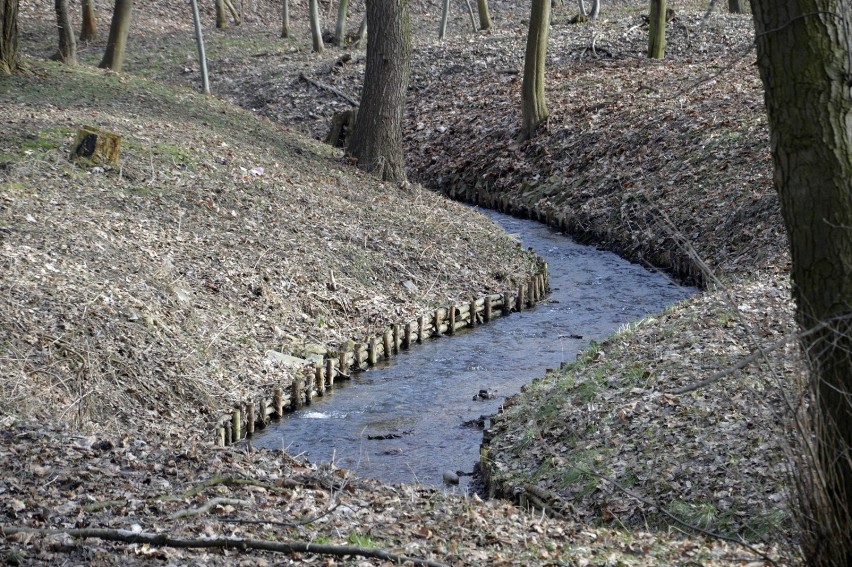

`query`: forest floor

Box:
[1,0,802,564]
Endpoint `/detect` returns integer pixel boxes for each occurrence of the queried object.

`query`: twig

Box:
[158,475,297,502]
[0,526,449,567]
[299,73,359,106]
[169,497,252,520]
[222,501,343,527]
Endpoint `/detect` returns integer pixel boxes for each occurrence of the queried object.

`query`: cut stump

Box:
[70,126,121,166]
[325,109,358,148]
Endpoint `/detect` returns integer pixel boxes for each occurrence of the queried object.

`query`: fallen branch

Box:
[169,497,252,520]
[1,526,450,567]
[158,475,297,502]
[299,73,359,106]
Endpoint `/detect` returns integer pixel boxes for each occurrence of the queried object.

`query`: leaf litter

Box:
[2,0,798,564]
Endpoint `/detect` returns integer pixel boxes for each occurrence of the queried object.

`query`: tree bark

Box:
[476,0,492,30]
[80,0,96,42]
[647,0,666,58]
[281,0,290,38]
[346,0,411,183]
[519,0,550,141]
[190,0,210,94]
[53,0,77,65]
[588,0,600,20]
[215,0,228,28]
[309,0,324,53]
[0,0,18,75]
[727,0,741,13]
[99,0,133,71]
[335,0,349,46]
[751,1,852,565]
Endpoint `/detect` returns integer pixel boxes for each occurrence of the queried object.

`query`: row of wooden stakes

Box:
[214,265,550,446]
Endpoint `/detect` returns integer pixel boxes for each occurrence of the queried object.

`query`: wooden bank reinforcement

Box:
[212,262,550,447]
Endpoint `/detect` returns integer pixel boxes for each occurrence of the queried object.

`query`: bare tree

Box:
[750,0,852,564]
[0,0,18,75]
[281,0,290,38]
[347,0,411,182]
[53,0,77,65]
[99,0,133,71]
[439,0,450,38]
[476,0,492,30]
[335,0,349,46]
[519,0,550,140]
[309,0,324,53]
[80,0,96,41]
[647,0,666,58]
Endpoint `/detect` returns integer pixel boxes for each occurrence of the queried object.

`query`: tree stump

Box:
[325,109,358,148]
[70,126,121,166]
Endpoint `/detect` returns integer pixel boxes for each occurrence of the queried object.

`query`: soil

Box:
[2,0,800,564]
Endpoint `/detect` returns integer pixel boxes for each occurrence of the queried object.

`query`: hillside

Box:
[1,0,798,564]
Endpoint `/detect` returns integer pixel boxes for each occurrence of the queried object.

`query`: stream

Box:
[255,210,695,490]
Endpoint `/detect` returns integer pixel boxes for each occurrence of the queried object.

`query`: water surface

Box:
[255,210,694,489]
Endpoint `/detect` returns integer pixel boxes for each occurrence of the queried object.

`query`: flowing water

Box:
[255,210,695,490]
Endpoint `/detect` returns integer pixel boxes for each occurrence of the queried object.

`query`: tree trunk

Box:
[53,0,77,65]
[99,0,133,72]
[647,0,666,59]
[727,0,741,13]
[223,0,240,25]
[476,0,492,30]
[190,0,210,94]
[438,0,450,38]
[588,0,600,20]
[0,0,18,75]
[335,0,349,46]
[355,15,367,46]
[215,0,228,28]
[80,0,96,42]
[346,0,411,183]
[751,1,852,565]
[281,0,289,38]
[309,0,324,53]
[463,0,477,32]
[519,0,549,141]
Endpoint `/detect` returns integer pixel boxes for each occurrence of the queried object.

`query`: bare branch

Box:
[1,526,450,567]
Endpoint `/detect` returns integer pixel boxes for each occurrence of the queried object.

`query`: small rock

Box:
[442,471,459,485]
[472,389,497,401]
[402,280,418,293]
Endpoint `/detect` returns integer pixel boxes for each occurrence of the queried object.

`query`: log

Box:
[484,295,492,322]
[338,351,348,378]
[231,408,241,442]
[503,291,513,315]
[70,126,121,166]
[315,365,325,395]
[468,299,477,327]
[305,372,313,405]
[393,323,400,353]
[224,421,232,445]
[273,388,284,418]
[417,316,426,342]
[216,427,225,447]
[326,358,335,387]
[448,304,456,335]
[368,337,377,365]
[247,402,255,435]
[403,322,413,349]
[292,378,303,410]
[516,285,525,311]
[383,330,393,359]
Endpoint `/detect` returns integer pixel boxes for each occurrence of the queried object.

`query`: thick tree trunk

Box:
[309,0,324,53]
[99,0,133,71]
[335,0,349,46]
[0,0,18,75]
[647,0,666,58]
[80,0,96,42]
[751,1,852,565]
[346,0,411,183]
[53,0,77,64]
[281,0,289,38]
[476,0,492,30]
[519,0,549,141]
[215,0,228,28]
